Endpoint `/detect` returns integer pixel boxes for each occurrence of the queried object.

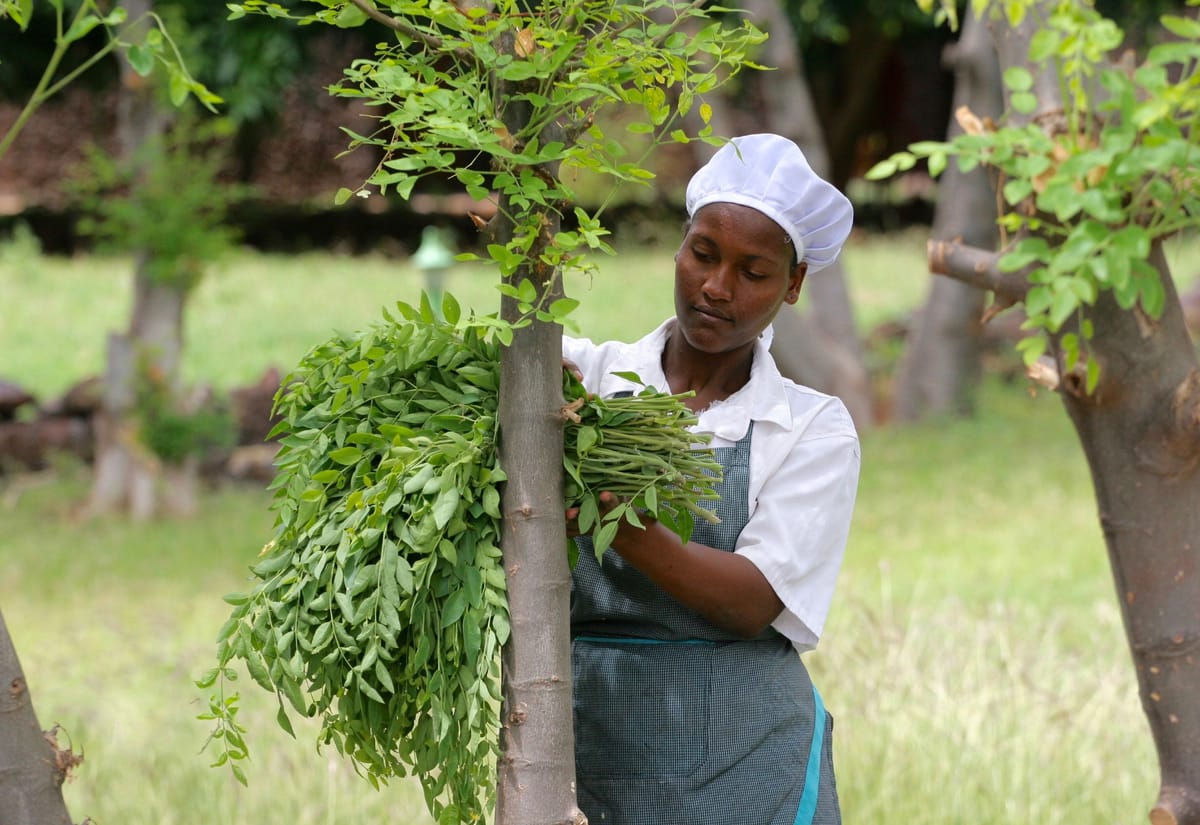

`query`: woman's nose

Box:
[701,266,733,301]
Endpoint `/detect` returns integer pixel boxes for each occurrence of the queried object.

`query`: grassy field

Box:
[2,228,1196,824]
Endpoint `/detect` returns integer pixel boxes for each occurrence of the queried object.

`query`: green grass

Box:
[0,230,1184,824]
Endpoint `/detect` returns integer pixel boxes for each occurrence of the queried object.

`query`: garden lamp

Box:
[412,225,455,311]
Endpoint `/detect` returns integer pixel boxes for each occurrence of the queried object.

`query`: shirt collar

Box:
[607,319,794,441]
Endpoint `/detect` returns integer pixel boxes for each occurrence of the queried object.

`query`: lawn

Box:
[3,227,1194,824]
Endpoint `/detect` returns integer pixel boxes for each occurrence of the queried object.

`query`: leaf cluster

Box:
[134,358,236,464]
[870,0,1200,390]
[202,295,721,823]
[68,116,250,291]
[0,0,220,160]
[228,0,764,302]
[563,370,723,560]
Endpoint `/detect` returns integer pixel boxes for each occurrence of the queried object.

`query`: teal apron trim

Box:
[792,684,825,825]
[573,635,716,646]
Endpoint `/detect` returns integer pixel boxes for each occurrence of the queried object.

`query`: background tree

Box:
[0,2,215,820]
[892,4,1002,421]
[875,1,1200,821]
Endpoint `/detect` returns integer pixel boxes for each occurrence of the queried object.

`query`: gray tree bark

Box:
[932,6,1200,822]
[893,6,1003,422]
[86,0,196,520]
[0,611,74,825]
[492,32,584,825]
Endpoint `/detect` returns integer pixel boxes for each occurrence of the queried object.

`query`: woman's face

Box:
[673,202,806,356]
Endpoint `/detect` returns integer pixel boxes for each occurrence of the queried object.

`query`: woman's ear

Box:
[785,262,808,305]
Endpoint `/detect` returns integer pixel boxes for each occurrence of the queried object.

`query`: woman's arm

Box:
[568,492,783,639]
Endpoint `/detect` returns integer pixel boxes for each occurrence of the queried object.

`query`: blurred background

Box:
[1,1,1198,823]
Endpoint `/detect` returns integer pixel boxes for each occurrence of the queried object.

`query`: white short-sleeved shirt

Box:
[563,318,861,652]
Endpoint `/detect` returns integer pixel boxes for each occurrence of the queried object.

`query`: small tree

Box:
[221,0,761,821]
[0,3,215,821]
[873,1,1200,822]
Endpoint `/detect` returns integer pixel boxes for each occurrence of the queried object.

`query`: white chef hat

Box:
[685,133,854,274]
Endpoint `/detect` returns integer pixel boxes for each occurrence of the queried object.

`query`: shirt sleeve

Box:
[735,431,860,651]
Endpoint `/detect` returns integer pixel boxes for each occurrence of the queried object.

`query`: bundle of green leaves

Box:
[201,295,721,823]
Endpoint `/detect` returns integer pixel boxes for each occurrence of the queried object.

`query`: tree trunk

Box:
[87,269,189,519]
[493,34,584,825]
[86,0,196,519]
[929,6,1200,822]
[893,6,1002,422]
[0,611,74,825]
[1058,246,1200,825]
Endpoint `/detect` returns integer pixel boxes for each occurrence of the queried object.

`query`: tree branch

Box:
[348,0,475,64]
[927,238,1030,303]
[561,0,707,75]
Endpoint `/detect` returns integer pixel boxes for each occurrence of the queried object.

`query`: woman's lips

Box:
[694,305,731,322]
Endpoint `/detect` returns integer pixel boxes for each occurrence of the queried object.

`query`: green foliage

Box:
[0,0,220,159]
[69,116,249,291]
[228,0,764,320]
[135,366,236,464]
[204,299,721,823]
[870,0,1200,388]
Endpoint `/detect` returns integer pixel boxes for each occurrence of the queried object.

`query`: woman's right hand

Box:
[563,357,583,384]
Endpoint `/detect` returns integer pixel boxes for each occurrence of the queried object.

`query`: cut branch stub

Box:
[927,238,1030,305]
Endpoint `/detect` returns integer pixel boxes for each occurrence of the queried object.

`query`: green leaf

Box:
[1048,286,1078,331]
[643,485,658,516]
[482,486,501,518]
[63,13,102,44]
[578,494,598,534]
[335,3,368,26]
[576,426,598,454]
[1010,92,1038,115]
[1003,67,1033,92]
[394,555,414,594]
[1002,178,1034,205]
[330,447,363,465]
[548,297,580,321]
[1161,14,1200,40]
[516,278,537,304]
[441,291,461,325]
[432,486,460,530]
[276,703,296,737]
[1085,357,1101,394]
[168,70,190,107]
[441,589,467,628]
[1015,334,1047,367]
[1029,29,1062,61]
[6,0,34,29]
[864,158,897,181]
[125,44,154,78]
[592,519,619,558]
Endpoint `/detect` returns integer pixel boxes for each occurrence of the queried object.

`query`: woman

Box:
[563,133,860,825]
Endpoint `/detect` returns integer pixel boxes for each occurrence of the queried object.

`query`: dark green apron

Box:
[571,424,841,825]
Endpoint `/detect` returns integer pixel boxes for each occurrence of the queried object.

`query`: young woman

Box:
[563,133,860,825]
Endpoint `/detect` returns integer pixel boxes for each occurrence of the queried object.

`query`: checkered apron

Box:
[571,423,841,825]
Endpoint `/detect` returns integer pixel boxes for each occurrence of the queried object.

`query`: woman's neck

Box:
[662,330,755,412]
